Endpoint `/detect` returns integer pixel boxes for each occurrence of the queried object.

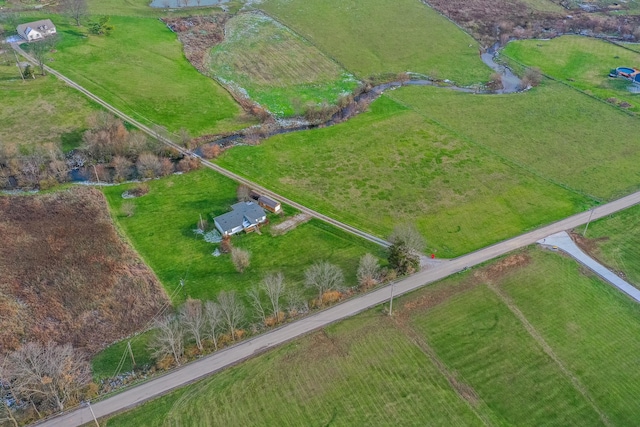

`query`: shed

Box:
[258,196,282,213]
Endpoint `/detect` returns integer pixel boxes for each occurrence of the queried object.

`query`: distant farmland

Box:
[105,247,640,425]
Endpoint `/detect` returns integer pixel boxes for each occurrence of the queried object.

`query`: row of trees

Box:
[1,342,92,425]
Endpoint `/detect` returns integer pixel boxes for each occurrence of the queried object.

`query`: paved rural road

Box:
[540,231,640,302]
[11,44,391,248]
[33,190,640,426]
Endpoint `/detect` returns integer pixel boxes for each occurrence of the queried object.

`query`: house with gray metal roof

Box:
[17,19,57,42]
[214,201,267,236]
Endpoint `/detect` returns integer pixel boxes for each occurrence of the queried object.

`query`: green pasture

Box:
[218,94,587,257]
[106,246,640,425]
[503,36,640,113]
[208,11,358,117]
[416,285,601,426]
[44,17,248,136]
[0,63,97,153]
[258,0,491,85]
[500,249,640,425]
[102,168,385,304]
[578,203,640,288]
[390,82,640,201]
[92,330,156,380]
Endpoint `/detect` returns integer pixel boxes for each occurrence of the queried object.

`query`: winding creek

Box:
[197,48,524,152]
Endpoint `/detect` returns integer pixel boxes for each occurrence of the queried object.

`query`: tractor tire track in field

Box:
[390,317,495,427]
[487,283,612,427]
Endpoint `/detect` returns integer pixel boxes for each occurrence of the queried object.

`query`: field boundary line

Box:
[391,317,495,427]
[487,283,612,427]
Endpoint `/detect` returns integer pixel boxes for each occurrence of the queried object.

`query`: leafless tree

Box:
[150,315,185,366]
[180,0,189,7]
[237,184,251,202]
[204,301,223,350]
[136,152,162,178]
[217,291,245,341]
[231,247,251,273]
[178,128,193,150]
[247,286,266,325]
[262,272,285,322]
[60,0,87,26]
[304,262,344,302]
[285,287,308,316]
[28,35,58,76]
[6,342,90,413]
[357,253,381,288]
[111,155,132,182]
[178,299,206,351]
[389,224,425,253]
[0,361,19,427]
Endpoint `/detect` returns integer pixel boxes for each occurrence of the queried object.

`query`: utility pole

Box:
[583,208,595,237]
[86,401,99,427]
[127,341,136,368]
[13,49,25,82]
[389,282,395,316]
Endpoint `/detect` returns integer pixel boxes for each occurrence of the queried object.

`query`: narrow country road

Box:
[539,231,640,302]
[32,190,640,426]
[11,44,391,248]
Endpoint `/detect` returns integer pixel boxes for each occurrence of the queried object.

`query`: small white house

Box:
[16,19,57,42]
[214,201,267,236]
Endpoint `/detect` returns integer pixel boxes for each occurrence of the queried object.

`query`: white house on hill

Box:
[214,201,267,236]
[16,19,57,42]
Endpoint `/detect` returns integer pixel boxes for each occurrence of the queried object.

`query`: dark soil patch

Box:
[0,188,169,356]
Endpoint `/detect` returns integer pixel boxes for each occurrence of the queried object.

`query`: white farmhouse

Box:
[214,201,267,236]
[16,19,57,42]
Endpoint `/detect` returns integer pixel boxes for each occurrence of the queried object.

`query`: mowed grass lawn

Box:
[390,82,640,201]
[208,11,358,117]
[103,169,385,304]
[577,203,640,288]
[259,0,491,85]
[0,64,97,152]
[503,36,640,113]
[218,95,588,257]
[105,247,640,426]
[47,17,249,136]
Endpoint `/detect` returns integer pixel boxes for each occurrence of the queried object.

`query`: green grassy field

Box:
[208,11,358,117]
[258,0,491,85]
[389,82,640,201]
[577,204,640,288]
[43,17,249,136]
[102,169,385,304]
[503,36,640,113]
[218,94,588,257]
[92,330,156,380]
[105,247,640,426]
[0,63,98,152]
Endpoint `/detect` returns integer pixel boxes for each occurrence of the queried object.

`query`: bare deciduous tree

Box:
[204,301,223,350]
[262,272,285,322]
[357,253,381,288]
[136,152,162,178]
[59,0,87,26]
[111,155,132,182]
[217,291,245,341]
[237,184,251,202]
[389,224,425,253]
[304,262,344,302]
[150,315,185,366]
[231,247,251,273]
[28,35,58,76]
[0,361,19,427]
[6,342,90,413]
[178,299,206,351]
[247,286,266,325]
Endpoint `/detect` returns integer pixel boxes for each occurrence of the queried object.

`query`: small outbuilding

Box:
[258,195,282,214]
[214,201,267,236]
[16,19,57,42]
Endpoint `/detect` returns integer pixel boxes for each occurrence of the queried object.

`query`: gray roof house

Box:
[214,201,267,236]
[17,19,57,42]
